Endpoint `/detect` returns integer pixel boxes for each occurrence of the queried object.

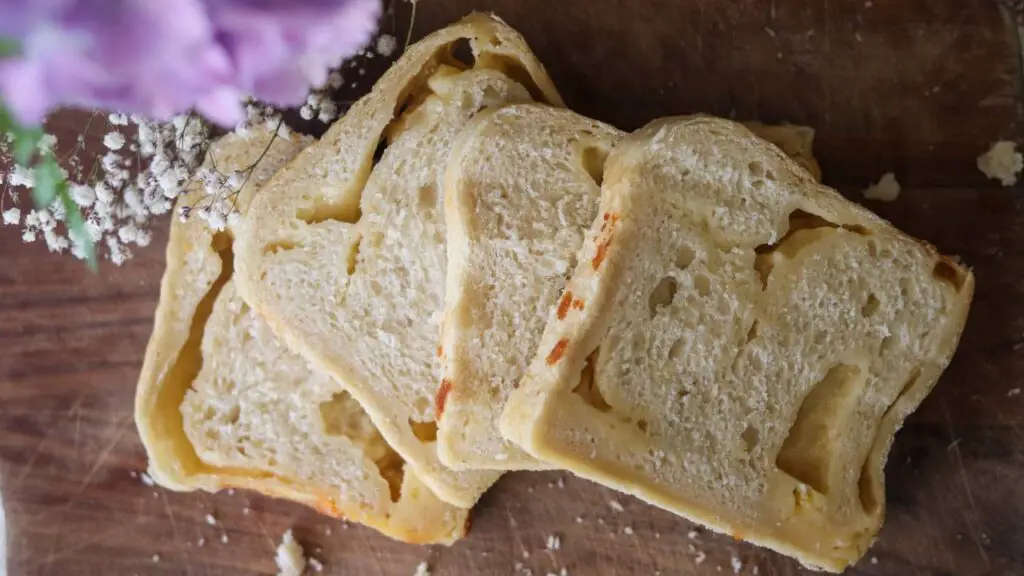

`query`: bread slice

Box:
[135,126,468,544]
[438,104,623,470]
[233,14,563,508]
[439,106,826,471]
[500,116,973,571]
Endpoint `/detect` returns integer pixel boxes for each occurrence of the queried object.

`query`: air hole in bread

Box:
[165,232,234,469]
[753,209,844,288]
[741,424,760,452]
[346,234,362,276]
[580,145,609,187]
[409,419,438,443]
[857,367,921,514]
[693,274,711,297]
[744,321,759,344]
[647,276,678,317]
[418,185,437,209]
[448,38,476,68]
[675,245,696,270]
[933,258,966,292]
[572,348,612,412]
[474,53,552,104]
[636,419,649,433]
[861,294,880,317]
[752,179,766,190]
[748,161,765,178]
[766,169,776,181]
[776,363,867,495]
[319,391,406,502]
[668,338,686,362]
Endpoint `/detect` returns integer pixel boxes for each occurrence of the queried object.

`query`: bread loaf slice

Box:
[439,105,825,471]
[135,126,468,544]
[233,14,563,508]
[500,116,973,571]
[439,105,624,470]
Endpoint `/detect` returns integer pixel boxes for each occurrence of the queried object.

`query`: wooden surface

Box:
[2,0,1024,574]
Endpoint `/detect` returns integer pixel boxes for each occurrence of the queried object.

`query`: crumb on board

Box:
[205,513,217,526]
[547,534,561,550]
[862,172,900,202]
[695,551,707,565]
[140,472,155,487]
[623,526,634,535]
[1008,387,1021,397]
[871,556,879,564]
[151,554,161,563]
[608,499,624,512]
[413,560,430,576]
[977,140,1023,186]
[731,554,743,573]
[275,529,306,576]
[220,533,229,545]
[688,529,699,539]
[309,557,324,572]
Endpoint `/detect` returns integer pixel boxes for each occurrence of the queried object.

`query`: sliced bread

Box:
[233,14,563,508]
[439,105,825,471]
[135,126,468,544]
[500,116,973,571]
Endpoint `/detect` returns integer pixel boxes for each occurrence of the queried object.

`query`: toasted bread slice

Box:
[135,127,468,544]
[234,14,562,507]
[500,116,973,571]
[439,105,825,471]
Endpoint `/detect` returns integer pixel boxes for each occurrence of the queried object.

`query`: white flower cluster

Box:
[1,112,210,265]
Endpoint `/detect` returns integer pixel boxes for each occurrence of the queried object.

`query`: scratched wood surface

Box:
[1,1,1023,574]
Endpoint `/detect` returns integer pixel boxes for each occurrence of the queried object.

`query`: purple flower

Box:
[0,0,380,125]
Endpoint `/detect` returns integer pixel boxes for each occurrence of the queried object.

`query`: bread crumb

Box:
[871,556,879,564]
[574,516,583,524]
[687,529,699,539]
[129,470,138,478]
[608,499,624,512]
[324,525,332,535]
[623,526,634,535]
[220,533,230,544]
[1008,387,1021,397]
[197,537,206,547]
[547,534,561,550]
[862,172,900,202]
[655,532,661,539]
[140,472,155,486]
[413,560,430,576]
[731,555,743,573]
[242,506,252,515]
[152,554,161,563]
[275,529,305,576]
[309,557,324,572]
[556,477,565,488]
[522,550,530,559]
[205,513,217,526]
[978,141,1022,186]
[695,551,707,565]
[688,543,697,553]
[226,488,235,496]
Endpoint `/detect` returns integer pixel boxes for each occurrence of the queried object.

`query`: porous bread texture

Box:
[134,126,467,544]
[500,116,973,572]
[234,13,563,508]
[439,104,623,470]
[439,106,825,471]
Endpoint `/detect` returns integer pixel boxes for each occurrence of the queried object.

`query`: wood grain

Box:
[1,1,1023,575]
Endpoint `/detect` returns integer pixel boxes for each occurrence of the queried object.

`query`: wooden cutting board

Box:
[2,1,1023,574]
